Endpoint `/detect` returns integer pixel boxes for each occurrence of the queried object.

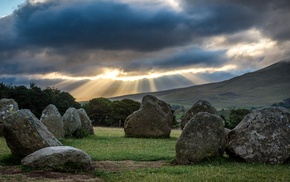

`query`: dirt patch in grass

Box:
[0,160,170,181]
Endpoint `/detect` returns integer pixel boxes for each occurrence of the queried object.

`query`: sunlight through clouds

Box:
[0,65,237,82]
[1,0,289,100]
[227,39,276,58]
[0,64,238,101]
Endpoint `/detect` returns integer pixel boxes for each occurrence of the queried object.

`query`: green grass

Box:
[62,127,181,161]
[2,127,290,181]
[107,163,290,182]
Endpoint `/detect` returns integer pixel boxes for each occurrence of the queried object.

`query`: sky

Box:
[0,0,290,101]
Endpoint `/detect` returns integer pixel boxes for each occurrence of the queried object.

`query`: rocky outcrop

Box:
[21,146,92,171]
[63,107,82,137]
[40,104,64,139]
[77,108,94,135]
[181,100,217,129]
[124,95,173,138]
[226,107,290,164]
[175,112,226,164]
[0,98,19,136]
[2,109,62,157]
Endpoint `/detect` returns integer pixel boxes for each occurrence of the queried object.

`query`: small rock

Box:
[21,146,93,171]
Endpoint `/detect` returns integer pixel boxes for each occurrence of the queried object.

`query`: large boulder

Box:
[175,112,226,164]
[40,104,65,139]
[124,95,173,138]
[0,98,19,136]
[77,108,94,135]
[21,146,92,171]
[226,107,290,164]
[2,109,62,157]
[181,100,217,129]
[63,107,82,137]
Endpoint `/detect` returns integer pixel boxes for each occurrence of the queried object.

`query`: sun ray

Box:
[0,64,238,101]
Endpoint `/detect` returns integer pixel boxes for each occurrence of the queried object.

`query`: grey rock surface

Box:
[226,107,290,164]
[21,146,92,170]
[0,98,19,136]
[77,108,94,135]
[176,112,226,164]
[3,109,62,157]
[40,104,65,139]
[181,100,217,129]
[124,95,173,138]
[63,107,82,137]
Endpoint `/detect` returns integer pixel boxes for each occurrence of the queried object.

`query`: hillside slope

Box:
[111,60,290,109]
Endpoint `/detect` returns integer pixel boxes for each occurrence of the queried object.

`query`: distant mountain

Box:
[110,60,290,109]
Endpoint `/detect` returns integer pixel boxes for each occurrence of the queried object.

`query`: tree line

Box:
[82,98,140,127]
[0,83,141,127]
[0,83,80,118]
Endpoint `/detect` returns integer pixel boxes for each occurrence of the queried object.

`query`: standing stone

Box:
[226,107,290,164]
[2,109,62,157]
[0,98,19,136]
[63,107,82,137]
[21,146,93,171]
[124,95,173,138]
[175,112,226,164]
[40,104,65,139]
[181,100,217,129]
[77,108,94,135]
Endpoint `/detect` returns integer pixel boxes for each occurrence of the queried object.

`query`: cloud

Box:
[0,0,290,99]
[2,0,261,53]
[181,0,290,42]
[0,0,256,75]
[123,48,228,72]
[11,0,188,51]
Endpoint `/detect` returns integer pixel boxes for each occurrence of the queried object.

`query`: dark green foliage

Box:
[72,128,90,139]
[111,99,141,127]
[83,98,140,127]
[83,98,113,126]
[0,154,22,166]
[0,82,80,118]
[225,109,250,129]
[272,98,290,108]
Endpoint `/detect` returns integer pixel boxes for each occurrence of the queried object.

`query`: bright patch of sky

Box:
[0,0,25,17]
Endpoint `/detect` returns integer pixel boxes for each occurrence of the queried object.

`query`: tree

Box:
[0,83,80,118]
[83,98,113,126]
[83,98,141,127]
[0,83,12,98]
[226,109,250,129]
[272,98,290,108]
[111,99,140,127]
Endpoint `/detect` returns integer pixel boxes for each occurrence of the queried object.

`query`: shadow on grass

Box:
[0,154,22,166]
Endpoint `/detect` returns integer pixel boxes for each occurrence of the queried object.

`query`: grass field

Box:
[1,127,290,181]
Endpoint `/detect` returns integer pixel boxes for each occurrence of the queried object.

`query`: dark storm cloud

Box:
[181,0,290,42]
[1,0,289,96]
[1,0,258,53]
[123,48,227,71]
[12,0,187,51]
[0,0,258,77]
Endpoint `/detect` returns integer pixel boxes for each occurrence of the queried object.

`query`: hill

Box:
[110,60,290,109]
